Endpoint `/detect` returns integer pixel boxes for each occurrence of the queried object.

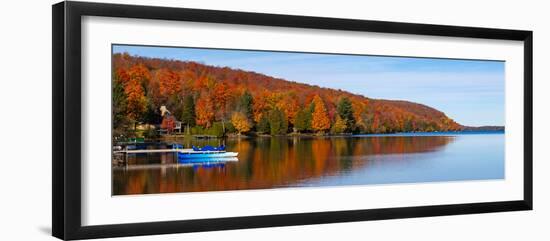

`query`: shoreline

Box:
[120,130,505,143]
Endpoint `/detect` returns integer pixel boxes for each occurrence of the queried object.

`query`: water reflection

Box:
[113,135,463,195]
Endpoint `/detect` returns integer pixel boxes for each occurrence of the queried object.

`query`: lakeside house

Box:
[159,105,181,134]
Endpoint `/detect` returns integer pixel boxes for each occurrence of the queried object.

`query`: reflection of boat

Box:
[112,158,238,170]
[177,150,238,159]
[179,157,238,164]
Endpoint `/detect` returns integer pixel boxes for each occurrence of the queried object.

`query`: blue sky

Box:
[113,45,505,126]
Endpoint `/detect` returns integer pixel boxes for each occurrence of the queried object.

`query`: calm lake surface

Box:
[112,131,504,195]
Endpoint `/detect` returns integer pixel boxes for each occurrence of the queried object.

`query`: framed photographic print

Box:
[52,1,533,240]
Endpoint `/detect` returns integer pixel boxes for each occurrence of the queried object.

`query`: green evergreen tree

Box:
[237,91,254,121]
[404,118,414,132]
[306,101,315,131]
[337,97,355,132]
[268,108,288,135]
[112,80,127,130]
[212,122,226,137]
[257,114,270,134]
[181,94,196,133]
[295,107,312,133]
[142,101,160,126]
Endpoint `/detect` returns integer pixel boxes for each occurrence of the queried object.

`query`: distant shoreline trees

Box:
[112,53,462,138]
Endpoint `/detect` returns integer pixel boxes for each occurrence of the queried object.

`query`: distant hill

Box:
[112,53,463,134]
[461,126,505,132]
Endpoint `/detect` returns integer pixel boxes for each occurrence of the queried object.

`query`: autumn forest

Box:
[112,52,463,138]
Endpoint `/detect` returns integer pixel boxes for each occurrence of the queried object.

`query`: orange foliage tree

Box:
[195,93,215,128]
[127,63,151,86]
[124,77,147,123]
[252,90,270,123]
[276,92,300,125]
[115,67,130,84]
[157,68,181,97]
[119,64,150,127]
[311,95,331,132]
[213,82,231,120]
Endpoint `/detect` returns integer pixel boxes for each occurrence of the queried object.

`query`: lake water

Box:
[112,132,504,195]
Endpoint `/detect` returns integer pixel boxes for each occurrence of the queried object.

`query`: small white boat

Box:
[176,145,238,159]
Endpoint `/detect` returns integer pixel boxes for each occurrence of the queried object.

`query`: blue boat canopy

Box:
[192,145,226,151]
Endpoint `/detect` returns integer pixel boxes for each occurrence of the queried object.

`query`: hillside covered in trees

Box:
[112,53,462,137]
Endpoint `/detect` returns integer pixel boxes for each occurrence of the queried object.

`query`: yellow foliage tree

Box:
[231,112,252,134]
[330,115,347,134]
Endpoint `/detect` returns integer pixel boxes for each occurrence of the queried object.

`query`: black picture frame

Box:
[52,1,533,240]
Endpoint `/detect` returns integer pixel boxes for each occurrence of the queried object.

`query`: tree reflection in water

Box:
[112,136,455,195]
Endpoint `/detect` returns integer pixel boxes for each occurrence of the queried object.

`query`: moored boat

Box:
[177,145,238,159]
